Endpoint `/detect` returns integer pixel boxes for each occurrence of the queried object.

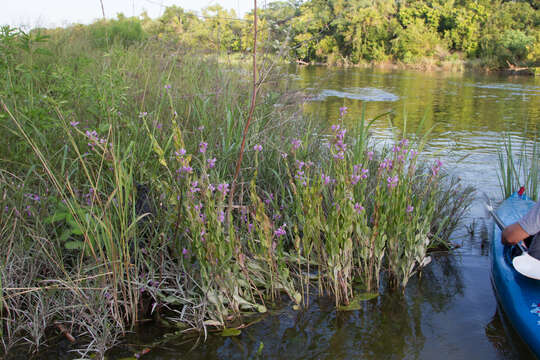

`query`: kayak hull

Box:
[490,192,540,358]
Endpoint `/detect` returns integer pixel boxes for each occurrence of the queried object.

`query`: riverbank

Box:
[0,26,476,359]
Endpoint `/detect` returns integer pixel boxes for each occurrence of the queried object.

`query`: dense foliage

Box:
[40,0,540,68]
[0,20,475,358]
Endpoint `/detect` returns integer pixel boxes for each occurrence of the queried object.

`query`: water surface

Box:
[113,67,540,359]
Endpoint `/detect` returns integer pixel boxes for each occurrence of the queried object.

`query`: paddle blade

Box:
[513,253,540,280]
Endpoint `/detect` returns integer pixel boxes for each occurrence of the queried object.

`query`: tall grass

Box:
[0,24,474,358]
[497,132,540,201]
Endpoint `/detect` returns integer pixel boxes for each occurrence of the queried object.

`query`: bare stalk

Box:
[227,0,258,222]
[99,0,106,19]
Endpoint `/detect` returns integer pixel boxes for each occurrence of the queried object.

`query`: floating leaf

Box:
[256,304,267,313]
[221,328,241,337]
[338,292,379,311]
[203,319,222,327]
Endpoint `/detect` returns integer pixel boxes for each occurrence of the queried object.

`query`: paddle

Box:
[486,203,540,280]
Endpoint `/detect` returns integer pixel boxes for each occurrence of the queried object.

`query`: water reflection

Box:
[104,68,539,360]
[108,254,533,359]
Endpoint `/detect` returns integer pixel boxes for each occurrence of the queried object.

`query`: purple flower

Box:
[85,130,98,138]
[354,203,364,213]
[351,174,361,185]
[291,139,302,150]
[410,150,418,158]
[177,165,193,174]
[182,248,188,256]
[218,210,225,223]
[392,145,401,153]
[217,183,229,195]
[199,142,208,153]
[432,159,443,176]
[190,181,201,193]
[406,205,414,213]
[367,151,374,161]
[339,106,348,117]
[379,158,393,170]
[70,121,79,127]
[175,148,186,157]
[207,158,216,168]
[208,184,215,192]
[333,151,345,160]
[139,112,148,118]
[281,152,288,159]
[265,193,274,205]
[400,138,409,148]
[387,175,399,189]
[296,160,305,170]
[274,224,287,237]
[164,84,171,89]
[198,126,205,131]
[321,173,332,185]
[361,168,369,179]
[253,144,263,152]
[24,193,41,202]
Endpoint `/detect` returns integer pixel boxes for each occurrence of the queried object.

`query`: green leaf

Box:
[66,215,84,235]
[221,328,241,337]
[44,211,67,223]
[338,292,379,311]
[59,229,72,242]
[64,241,84,250]
[98,123,110,133]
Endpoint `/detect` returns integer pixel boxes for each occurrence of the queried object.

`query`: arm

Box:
[501,222,530,246]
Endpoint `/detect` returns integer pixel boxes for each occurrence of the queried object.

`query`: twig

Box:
[55,322,76,343]
[227,0,258,222]
[99,0,106,19]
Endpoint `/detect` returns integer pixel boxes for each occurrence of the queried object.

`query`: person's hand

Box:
[502,222,529,245]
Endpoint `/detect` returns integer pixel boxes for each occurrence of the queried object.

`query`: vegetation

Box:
[0,19,474,359]
[38,0,539,69]
[497,133,540,201]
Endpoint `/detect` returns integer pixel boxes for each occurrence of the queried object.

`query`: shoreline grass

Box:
[0,25,474,358]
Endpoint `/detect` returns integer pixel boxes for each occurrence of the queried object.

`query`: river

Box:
[109,67,540,359]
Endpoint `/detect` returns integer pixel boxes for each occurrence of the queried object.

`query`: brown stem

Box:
[227,0,258,223]
[99,0,106,19]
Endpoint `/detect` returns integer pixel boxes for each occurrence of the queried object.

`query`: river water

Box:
[110,68,540,359]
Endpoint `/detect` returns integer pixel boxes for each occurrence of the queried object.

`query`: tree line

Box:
[54,0,539,68]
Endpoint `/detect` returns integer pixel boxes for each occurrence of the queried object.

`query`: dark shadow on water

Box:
[485,304,537,360]
[102,253,533,360]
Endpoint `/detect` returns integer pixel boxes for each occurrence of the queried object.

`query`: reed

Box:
[0,24,474,358]
[497,132,540,201]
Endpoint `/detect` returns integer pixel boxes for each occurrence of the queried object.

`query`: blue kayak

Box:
[490,192,540,358]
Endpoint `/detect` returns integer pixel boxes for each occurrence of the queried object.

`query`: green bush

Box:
[88,16,145,49]
[499,29,535,63]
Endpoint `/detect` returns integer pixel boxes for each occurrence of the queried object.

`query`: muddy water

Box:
[111,68,539,359]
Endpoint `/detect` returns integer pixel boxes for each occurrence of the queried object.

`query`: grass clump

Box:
[497,132,540,201]
[0,24,473,358]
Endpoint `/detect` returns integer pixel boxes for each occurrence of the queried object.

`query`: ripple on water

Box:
[311,87,399,102]
[467,82,540,95]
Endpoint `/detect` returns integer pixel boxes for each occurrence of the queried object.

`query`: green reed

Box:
[0,24,474,357]
[497,132,540,201]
